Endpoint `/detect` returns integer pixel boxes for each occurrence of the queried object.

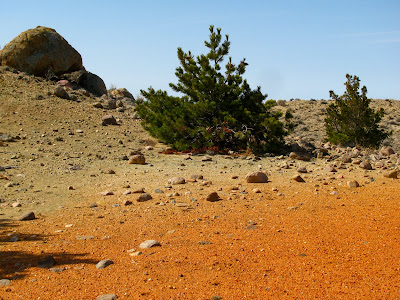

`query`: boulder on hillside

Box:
[63,70,107,97]
[111,88,134,100]
[0,26,82,77]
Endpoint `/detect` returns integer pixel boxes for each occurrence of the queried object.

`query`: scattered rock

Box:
[325,165,337,172]
[292,175,305,182]
[245,171,268,183]
[136,193,152,202]
[38,256,56,268]
[18,211,35,221]
[289,152,311,161]
[206,192,220,202]
[101,115,118,126]
[347,180,360,188]
[380,147,395,156]
[128,154,146,165]
[139,240,161,249]
[12,201,21,208]
[297,166,308,173]
[383,170,398,179]
[101,191,114,196]
[0,279,11,286]
[360,161,372,170]
[96,259,114,269]
[53,86,70,99]
[169,177,186,185]
[97,294,118,300]
[96,294,118,300]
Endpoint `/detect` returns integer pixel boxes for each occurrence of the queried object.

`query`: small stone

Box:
[129,251,143,257]
[252,188,262,193]
[201,156,213,162]
[97,294,118,300]
[289,152,311,161]
[136,193,152,202]
[128,154,146,165]
[297,166,308,173]
[383,170,398,179]
[292,175,305,182]
[123,190,132,195]
[154,188,164,193]
[10,236,19,242]
[101,191,114,196]
[76,236,94,240]
[53,86,69,99]
[38,256,56,268]
[145,146,154,150]
[49,267,65,273]
[18,211,35,221]
[12,201,21,208]
[96,259,114,269]
[169,177,186,185]
[101,115,118,126]
[360,161,372,170]
[0,279,11,286]
[347,180,360,188]
[139,240,161,249]
[123,200,133,206]
[245,171,268,183]
[206,192,220,202]
[380,147,395,156]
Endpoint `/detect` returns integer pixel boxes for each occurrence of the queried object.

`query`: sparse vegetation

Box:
[137,25,286,153]
[325,74,390,148]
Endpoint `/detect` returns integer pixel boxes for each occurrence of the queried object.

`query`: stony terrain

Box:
[1,68,400,299]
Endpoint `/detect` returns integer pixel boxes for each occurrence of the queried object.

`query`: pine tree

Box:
[325,74,390,147]
[137,25,286,153]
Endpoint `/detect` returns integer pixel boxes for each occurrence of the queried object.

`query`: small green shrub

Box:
[137,25,286,153]
[325,74,390,148]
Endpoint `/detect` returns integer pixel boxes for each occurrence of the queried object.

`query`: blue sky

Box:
[1,0,399,100]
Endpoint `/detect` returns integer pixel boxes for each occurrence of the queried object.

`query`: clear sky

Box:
[1,0,399,100]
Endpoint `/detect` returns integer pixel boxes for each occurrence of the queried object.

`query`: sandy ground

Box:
[1,68,400,299]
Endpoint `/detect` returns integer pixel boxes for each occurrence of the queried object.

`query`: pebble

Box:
[97,294,118,300]
[0,279,11,286]
[383,170,398,179]
[101,191,114,196]
[206,192,220,202]
[360,161,372,170]
[136,193,152,202]
[37,256,56,268]
[96,259,114,269]
[292,175,305,182]
[128,154,146,165]
[169,177,186,185]
[297,166,308,173]
[10,236,19,242]
[12,201,21,208]
[245,171,268,183]
[101,115,118,126]
[347,180,360,188]
[76,236,94,240]
[139,240,161,249]
[18,211,36,221]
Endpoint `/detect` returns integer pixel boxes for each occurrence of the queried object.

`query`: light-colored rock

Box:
[245,171,268,183]
[139,240,161,249]
[96,259,114,269]
[347,180,360,188]
[128,154,145,165]
[169,177,186,185]
[360,161,372,170]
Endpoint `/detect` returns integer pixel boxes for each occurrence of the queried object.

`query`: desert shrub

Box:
[137,25,286,153]
[325,74,390,148]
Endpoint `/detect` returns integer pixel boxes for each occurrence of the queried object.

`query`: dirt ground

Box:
[1,69,400,299]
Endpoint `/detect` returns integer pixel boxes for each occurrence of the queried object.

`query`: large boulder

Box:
[0,26,82,76]
[63,70,107,96]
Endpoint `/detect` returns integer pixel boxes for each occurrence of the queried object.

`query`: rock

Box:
[38,256,56,268]
[18,211,35,221]
[347,180,360,188]
[57,79,73,89]
[111,88,134,100]
[101,115,118,126]
[96,259,114,269]
[383,170,398,179]
[101,191,114,196]
[380,147,395,156]
[139,240,161,249]
[53,86,70,99]
[292,175,305,182]
[206,192,220,202]
[245,171,268,183]
[0,26,82,76]
[325,165,337,172]
[297,166,307,173]
[0,279,11,286]
[340,155,352,163]
[169,177,186,185]
[10,236,19,242]
[352,158,362,165]
[97,294,118,300]
[289,152,311,161]
[63,70,107,96]
[136,193,152,202]
[360,161,372,170]
[128,154,146,165]
[12,201,21,208]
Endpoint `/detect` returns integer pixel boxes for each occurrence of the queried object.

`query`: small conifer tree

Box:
[137,25,286,153]
[325,74,389,147]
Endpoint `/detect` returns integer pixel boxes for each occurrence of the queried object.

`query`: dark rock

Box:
[38,256,56,268]
[292,175,305,182]
[360,161,372,170]
[383,170,398,179]
[206,192,220,202]
[101,115,118,126]
[54,86,70,99]
[136,193,152,202]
